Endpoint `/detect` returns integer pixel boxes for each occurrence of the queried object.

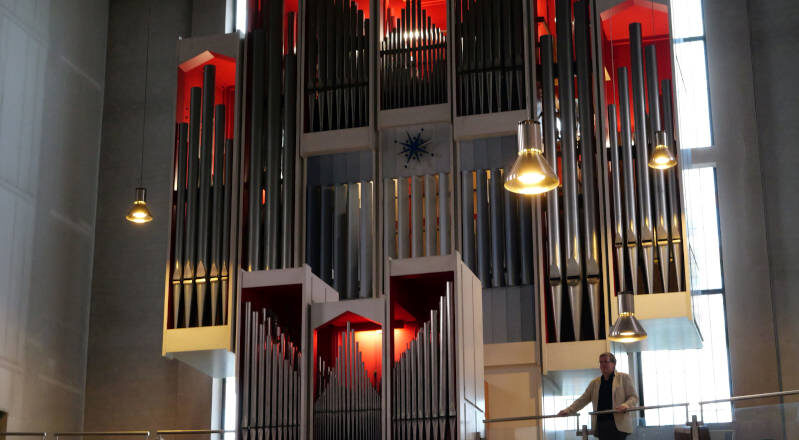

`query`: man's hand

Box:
[557,409,570,417]
[614,404,629,412]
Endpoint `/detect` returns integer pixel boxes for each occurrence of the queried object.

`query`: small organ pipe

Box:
[424,174,436,256]
[398,177,410,258]
[359,181,372,298]
[384,178,397,259]
[439,173,450,255]
[503,183,519,286]
[411,176,423,257]
[319,187,333,284]
[461,171,475,269]
[196,65,215,326]
[282,13,298,268]
[333,185,347,293]
[347,184,360,299]
[476,170,490,284]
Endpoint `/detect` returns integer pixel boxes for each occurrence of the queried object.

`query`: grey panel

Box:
[506,286,522,342]
[458,136,517,171]
[490,287,507,343]
[520,285,535,341]
[482,288,493,344]
[307,151,375,187]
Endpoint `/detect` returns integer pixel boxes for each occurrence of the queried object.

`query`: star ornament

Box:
[396,129,433,167]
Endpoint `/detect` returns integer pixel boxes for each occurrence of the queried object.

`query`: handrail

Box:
[589,402,689,416]
[699,389,799,406]
[0,433,46,440]
[698,388,799,421]
[53,431,150,440]
[484,413,576,423]
[155,432,233,436]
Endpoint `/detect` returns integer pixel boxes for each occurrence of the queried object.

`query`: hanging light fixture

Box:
[608,291,647,343]
[126,187,153,223]
[504,120,559,195]
[126,1,154,224]
[648,130,677,169]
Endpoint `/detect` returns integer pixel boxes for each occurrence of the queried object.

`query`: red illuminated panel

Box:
[383,0,446,34]
[314,311,383,389]
[176,51,236,139]
[599,0,672,132]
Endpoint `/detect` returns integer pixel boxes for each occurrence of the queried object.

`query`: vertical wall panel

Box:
[461,171,475,270]
[411,176,423,257]
[347,184,360,299]
[439,172,450,255]
[359,181,373,298]
[424,174,437,256]
[398,177,410,258]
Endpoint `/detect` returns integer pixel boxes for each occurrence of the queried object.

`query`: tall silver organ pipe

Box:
[557,0,583,340]
[574,0,601,339]
[629,23,654,294]
[541,35,563,341]
[645,44,670,292]
[662,78,683,291]
[618,67,639,294]
[608,105,626,292]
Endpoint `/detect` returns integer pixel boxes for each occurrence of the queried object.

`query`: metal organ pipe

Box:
[662,79,684,291]
[210,104,225,326]
[248,31,265,272]
[541,35,563,341]
[172,123,188,329]
[183,86,202,328]
[556,0,583,340]
[489,169,505,288]
[629,23,655,294]
[282,13,298,268]
[347,184,359,299]
[439,173,450,254]
[646,44,670,292]
[398,177,410,258]
[411,176,423,257]
[197,65,215,325]
[461,171,475,269]
[359,181,372,298]
[424,174,437,256]
[574,0,601,338]
[475,170,490,285]
[608,105,627,292]
[618,67,639,294]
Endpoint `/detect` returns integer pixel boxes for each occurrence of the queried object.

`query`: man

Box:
[557,352,638,439]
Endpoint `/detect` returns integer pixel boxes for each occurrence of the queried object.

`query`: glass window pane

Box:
[673,40,713,149]
[682,167,723,291]
[224,377,237,440]
[670,0,705,39]
[640,294,732,425]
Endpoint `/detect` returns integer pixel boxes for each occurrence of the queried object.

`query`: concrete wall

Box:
[748,0,799,399]
[0,0,109,431]
[687,0,781,400]
[83,0,219,432]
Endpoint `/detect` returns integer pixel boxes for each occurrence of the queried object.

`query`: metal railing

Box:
[698,388,799,421]
[53,431,150,440]
[0,433,46,440]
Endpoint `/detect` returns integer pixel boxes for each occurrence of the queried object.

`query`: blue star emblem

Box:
[396,129,432,167]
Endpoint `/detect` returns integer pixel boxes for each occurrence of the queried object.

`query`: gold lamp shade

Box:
[608,291,647,343]
[648,131,678,169]
[126,187,153,224]
[504,120,559,195]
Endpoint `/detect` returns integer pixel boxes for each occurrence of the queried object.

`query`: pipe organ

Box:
[160,0,697,437]
[304,0,371,132]
[454,0,526,115]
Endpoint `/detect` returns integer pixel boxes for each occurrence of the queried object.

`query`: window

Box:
[639,166,731,426]
[224,377,237,440]
[670,0,713,149]
[236,0,247,33]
